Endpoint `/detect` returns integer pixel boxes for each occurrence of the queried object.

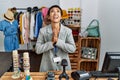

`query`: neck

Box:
[51,22,60,28]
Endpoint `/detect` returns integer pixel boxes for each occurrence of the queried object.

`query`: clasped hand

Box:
[52,29,59,45]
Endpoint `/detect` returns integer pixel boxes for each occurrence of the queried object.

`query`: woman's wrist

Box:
[53,42,56,46]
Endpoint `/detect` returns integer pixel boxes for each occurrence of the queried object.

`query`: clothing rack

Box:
[15,7,36,50]
[15,6,39,13]
[16,8,28,10]
[11,6,41,50]
[16,7,32,13]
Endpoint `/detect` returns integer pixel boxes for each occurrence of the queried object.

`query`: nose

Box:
[54,11,57,15]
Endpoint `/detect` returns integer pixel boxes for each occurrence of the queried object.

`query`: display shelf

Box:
[79,59,98,62]
[79,61,97,71]
[68,25,80,70]
[78,36,101,71]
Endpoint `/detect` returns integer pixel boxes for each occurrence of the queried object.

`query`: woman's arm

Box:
[56,29,76,53]
[35,29,54,54]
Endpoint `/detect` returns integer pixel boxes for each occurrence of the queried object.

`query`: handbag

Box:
[81,47,97,59]
[86,19,100,37]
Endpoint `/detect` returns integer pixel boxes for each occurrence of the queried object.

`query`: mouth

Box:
[53,16,59,19]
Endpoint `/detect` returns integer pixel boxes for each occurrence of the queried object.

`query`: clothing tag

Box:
[53,56,61,63]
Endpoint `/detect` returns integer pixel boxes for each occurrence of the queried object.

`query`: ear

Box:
[46,15,51,22]
[47,15,50,20]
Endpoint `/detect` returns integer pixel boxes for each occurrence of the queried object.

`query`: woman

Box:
[35,5,76,72]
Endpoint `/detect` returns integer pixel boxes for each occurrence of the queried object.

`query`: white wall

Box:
[59,0,81,10]
[81,0,98,31]
[98,0,120,70]
[0,1,12,18]
[10,0,59,8]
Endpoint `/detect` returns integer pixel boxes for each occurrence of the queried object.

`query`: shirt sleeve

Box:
[35,29,54,54]
[56,29,76,53]
[0,21,3,31]
[14,20,19,28]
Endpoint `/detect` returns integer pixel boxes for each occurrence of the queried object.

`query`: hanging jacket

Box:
[34,11,43,38]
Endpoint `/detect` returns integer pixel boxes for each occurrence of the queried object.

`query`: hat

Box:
[62,10,69,19]
[3,10,14,22]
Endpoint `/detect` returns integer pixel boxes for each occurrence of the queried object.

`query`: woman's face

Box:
[49,7,62,23]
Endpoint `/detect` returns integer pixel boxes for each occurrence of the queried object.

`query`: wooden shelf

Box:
[78,36,101,71]
[80,37,100,39]
[79,59,98,62]
[68,25,101,71]
[67,25,80,28]
[68,25,80,70]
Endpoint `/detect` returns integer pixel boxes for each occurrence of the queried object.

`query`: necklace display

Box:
[12,50,21,79]
[23,52,32,80]
[11,50,32,80]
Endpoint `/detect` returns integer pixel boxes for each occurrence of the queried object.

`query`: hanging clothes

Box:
[24,12,30,43]
[34,11,43,38]
[22,12,30,44]
[13,7,44,45]
[29,12,35,40]
[0,20,19,52]
[19,13,24,44]
[41,7,48,20]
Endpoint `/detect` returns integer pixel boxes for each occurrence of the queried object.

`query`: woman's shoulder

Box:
[61,24,72,32]
[40,24,51,33]
[41,24,51,30]
[0,20,9,25]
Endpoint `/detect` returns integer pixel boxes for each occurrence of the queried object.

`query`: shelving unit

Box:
[62,6,81,70]
[78,36,101,71]
[67,25,80,70]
